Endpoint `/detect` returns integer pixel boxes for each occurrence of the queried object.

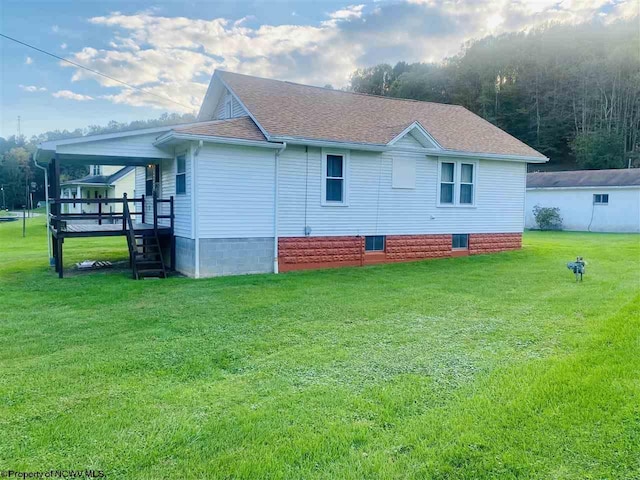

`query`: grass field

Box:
[1,217,639,479]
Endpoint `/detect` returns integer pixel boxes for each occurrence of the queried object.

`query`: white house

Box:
[526,169,640,233]
[36,70,548,278]
[60,165,135,217]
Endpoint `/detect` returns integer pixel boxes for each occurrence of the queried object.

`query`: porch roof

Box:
[61,166,135,187]
[35,124,183,165]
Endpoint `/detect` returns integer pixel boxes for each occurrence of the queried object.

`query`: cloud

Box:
[52,90,94,101]
[58,1,636,112]
[19,85,47,92]
[24,56,33,65]
[322,4,365,25]
[61,43,68,50]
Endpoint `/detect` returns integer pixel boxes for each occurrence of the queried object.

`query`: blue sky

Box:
[1,0,636,138]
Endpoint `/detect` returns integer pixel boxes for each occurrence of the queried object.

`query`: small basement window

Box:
[452,234,469,249]
[365,235,385,252]
[593,194,609,205]
[176,154,186,194]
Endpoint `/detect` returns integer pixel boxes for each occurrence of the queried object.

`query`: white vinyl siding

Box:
[196,143,275,238]
[214,90,248,120]
[525,187,640,233]
[392,156,416,189]
[277,145,526,236]
[392,132,426,149]
[134,156,192,238]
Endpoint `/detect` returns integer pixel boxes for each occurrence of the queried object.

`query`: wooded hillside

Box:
[349,20,640,169]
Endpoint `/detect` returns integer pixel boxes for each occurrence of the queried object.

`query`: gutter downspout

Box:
[33,155,52,265]
[273,142,287,274]
[193,141,202,278]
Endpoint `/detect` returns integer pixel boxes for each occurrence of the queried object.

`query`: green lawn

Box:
[1,217,639,479]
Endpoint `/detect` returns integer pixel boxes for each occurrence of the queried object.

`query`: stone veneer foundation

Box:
[278,233,522,272]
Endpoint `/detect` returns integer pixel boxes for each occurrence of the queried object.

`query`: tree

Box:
[348,19,640,169]
[572,130,626,169]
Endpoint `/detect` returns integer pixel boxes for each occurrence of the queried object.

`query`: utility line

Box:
[0,33,195,111]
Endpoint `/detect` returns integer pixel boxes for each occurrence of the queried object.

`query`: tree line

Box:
[349,20,640,169]
[0,113,195,209]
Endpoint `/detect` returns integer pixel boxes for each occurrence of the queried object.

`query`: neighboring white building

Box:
[37,70,549,278]
[525,169,640,233]
[60,165,135,217]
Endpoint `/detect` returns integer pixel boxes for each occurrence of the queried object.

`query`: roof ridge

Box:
[218,70,465,109]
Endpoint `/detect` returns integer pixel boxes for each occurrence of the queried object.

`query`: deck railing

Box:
[49,194,174,233]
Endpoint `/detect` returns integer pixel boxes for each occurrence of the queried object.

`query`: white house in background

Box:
[37,70,548,278]
[525,169,640,232]
[60,165,135,216]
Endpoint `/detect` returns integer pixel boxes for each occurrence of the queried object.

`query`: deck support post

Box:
[52,236,58,272]
[56,237,64,278]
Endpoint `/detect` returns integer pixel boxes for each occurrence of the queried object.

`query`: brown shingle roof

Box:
[219,71,546,159]
[174,117,266,142]
[527,169,640,188]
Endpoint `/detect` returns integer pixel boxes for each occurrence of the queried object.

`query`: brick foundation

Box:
[278,233,522,272]
[469,233,522,254]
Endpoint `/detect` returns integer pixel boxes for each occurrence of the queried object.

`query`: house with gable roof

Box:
[37,70,548,278]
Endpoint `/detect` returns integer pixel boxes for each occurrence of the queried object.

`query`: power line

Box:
[0,33,195,111]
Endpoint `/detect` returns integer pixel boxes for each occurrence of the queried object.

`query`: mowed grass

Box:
[0,218,639,479]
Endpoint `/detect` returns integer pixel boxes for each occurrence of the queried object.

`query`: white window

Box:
[437,159,477,207]
[321,150,349,206]
[593,194,609,205]
[224,96,233,119]
[392,156,416,189]
[91,165,102,176]
[176,154,186,195]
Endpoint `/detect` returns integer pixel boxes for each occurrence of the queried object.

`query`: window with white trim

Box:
[176,154,186,195]
[459,163,474,204]
[593,194,608,205]
[91,165,102,176]
[321,150,348,205]
[437,160,477,206]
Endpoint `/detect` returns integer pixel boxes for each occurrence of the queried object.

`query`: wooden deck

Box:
[48,192,175,277]
[51,222,171,238]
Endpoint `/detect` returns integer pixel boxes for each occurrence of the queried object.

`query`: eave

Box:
[153,132,284,150]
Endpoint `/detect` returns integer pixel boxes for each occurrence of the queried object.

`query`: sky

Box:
[1,0,637,138]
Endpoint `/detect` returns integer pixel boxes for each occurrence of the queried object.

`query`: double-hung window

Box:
[438,160,477,207]
[322,150,348,205]
[176,154,186,195]
[459,164,474,204]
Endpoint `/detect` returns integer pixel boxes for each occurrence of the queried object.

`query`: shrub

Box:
[533,205,563,230]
